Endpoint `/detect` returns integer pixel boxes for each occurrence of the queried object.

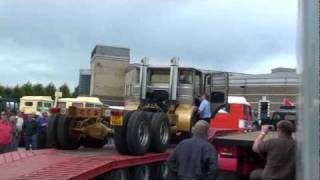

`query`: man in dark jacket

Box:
[22,114,38,150]
[168,120,217,180]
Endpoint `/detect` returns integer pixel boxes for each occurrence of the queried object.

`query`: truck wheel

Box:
[132,165,151,180]
[126,111,151,155]
[81,136,106,148]
[151,161,169,180]
[114,111,133,154]
[47,113,60,148]
[57,115,80,150]
[150,112,170,153]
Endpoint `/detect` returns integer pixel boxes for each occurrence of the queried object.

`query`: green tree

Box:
[12,85,23,99]
[0,85,4,97]
[45,83,56,99]
[33,83,45,96]
[72,86,79,97]
[59,83,71,98]
[21,82,33,96]
[3,86,13,98]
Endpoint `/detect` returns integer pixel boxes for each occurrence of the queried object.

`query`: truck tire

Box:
[81,136,106,148]
[57,115,80,150]
[47,113,60,148]
[114,111,133,154]
[150,112,170,153]
[100,168,129,180]
[126,111,151,155]
[151,161,169,180]
[132,165,151,180]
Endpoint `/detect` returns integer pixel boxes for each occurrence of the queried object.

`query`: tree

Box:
[33,83,45,96]
[59,83,71,98]
[45,83,56,99]
[0,85,4,97]
[72,86,79,97]
[3,86,13,98]
[12,85,23,99]
[21,82,33,96]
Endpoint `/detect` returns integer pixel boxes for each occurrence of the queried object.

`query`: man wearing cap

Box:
[168,120,217,180]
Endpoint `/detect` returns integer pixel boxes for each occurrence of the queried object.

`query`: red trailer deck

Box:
[0,145,172,180]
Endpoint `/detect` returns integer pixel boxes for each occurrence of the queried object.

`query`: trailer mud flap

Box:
[218,156,237,172]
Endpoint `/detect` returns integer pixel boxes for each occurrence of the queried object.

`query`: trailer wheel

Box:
[81,136,106,148]
[132,165,151,180]
[151,161,169,180]
[150,112,170,153]
[47,113,60,148]
[57,115,80,150]
[100,168,129,180]
[114,111,133,154]
[126,111,151,155]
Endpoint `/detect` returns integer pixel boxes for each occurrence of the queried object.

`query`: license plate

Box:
[111,115,124,126]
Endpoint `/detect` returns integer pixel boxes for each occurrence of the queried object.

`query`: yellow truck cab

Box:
[19,96,54,115]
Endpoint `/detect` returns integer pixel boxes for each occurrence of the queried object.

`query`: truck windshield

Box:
[179,69,193,84]
[150,69,170,83]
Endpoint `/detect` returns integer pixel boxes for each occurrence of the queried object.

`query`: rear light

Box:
[217,146,237,158]
[49,107,60,113]
[111,110,123,116]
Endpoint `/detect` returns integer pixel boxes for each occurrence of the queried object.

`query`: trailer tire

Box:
[132,165,151,180]
[47,113,60,148]
[150,112,170,153]
[151,161,169,180]
[57,115,80,150]
[114,111,133,154]
[126,111,151,155]
[100,168,129,180]
[81,136,106,148]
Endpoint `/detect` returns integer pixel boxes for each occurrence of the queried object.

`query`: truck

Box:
[19,96,54,115]
[110,57,229,155]
[211,100,296,180]
[0,97,19,114]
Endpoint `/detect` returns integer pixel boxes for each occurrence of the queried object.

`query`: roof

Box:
[91,45,130,58]
[20,96,53,101]
[228,96,250,105]
[58,97,103,105]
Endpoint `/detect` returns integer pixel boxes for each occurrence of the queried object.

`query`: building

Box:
[229,67,299,113]
[78,69,91,96]
[90,45,130,106]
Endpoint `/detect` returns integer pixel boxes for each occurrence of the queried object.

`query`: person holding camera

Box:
[250,120,296,180]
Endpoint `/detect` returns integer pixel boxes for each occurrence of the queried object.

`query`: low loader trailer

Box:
[0,145,172,180]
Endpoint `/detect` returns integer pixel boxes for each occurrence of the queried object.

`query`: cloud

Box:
[0,0,298,88]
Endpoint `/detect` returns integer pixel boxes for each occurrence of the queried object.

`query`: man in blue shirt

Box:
[198,93,212,123]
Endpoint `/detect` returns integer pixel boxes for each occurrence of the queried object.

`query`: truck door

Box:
[206,72,229,117]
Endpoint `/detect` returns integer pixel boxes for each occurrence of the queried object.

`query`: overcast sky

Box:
[0,0,297,88]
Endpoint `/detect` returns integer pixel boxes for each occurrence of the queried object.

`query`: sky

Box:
[0,0,298,88]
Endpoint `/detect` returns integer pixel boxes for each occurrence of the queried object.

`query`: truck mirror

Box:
[210,92,225,103]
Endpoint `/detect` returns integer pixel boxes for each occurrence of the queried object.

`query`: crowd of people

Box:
[0,110,48,154]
